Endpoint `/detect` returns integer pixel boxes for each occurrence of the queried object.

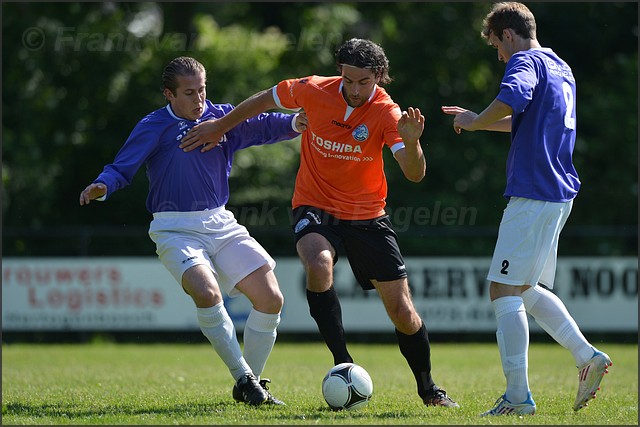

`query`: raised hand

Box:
[397,107,425,144]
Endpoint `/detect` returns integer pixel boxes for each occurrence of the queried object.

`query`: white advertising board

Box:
[2,257,637,333]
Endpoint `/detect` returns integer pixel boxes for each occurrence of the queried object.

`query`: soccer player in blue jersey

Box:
[442,2,612,416]
[79,56,307,406]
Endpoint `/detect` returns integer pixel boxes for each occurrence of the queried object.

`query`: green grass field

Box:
[2,341,637,425]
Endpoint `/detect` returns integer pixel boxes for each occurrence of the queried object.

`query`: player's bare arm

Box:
[79,183,107,206]
[441,99,512,134]
[395,107,426,183]
[180,89,279,153]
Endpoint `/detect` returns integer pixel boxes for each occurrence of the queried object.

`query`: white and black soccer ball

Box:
[322,362,373,410]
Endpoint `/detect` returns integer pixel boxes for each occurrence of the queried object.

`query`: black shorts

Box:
[292,206,407,290]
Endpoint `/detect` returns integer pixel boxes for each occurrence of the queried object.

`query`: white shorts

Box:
[148,207,276,298]
[487,197,572,289]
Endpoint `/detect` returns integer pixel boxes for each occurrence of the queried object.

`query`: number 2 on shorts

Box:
[500,259,509,275]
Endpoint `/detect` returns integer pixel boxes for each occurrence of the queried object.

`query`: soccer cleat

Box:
[256,378,285,405]
[481,393,536,416]
[233,376,285,405]
[422,387,460,408]
[573,350,612,411]
[234,373,268,405]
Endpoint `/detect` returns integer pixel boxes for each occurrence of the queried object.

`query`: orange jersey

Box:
[273,76,404,220]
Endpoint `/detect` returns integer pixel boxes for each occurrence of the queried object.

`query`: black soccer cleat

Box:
[234,373,268,405]
[233,376,285,405]
[422,386,460,408]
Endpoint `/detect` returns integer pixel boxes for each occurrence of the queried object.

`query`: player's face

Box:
[489,30,514,64]
[165,72,206,121]
[340,65,378,108]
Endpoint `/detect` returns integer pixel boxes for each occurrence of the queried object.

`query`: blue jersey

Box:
[497,48,581,202]
[94,100,298,212]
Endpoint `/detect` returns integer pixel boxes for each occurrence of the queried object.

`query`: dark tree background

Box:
[2,2,637,257]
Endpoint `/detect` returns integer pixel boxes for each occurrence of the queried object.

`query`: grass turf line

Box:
[2,342,637,425]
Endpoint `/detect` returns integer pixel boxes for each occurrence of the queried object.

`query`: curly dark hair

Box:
[161,56,206,95]
[335,38,392,85]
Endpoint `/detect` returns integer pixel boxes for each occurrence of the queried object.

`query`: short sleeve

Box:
[384,103,404,150]
[497,53,536,114]
[274,76,314,111]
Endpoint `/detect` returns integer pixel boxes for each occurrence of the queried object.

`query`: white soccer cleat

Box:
[573,350,612,411]
[481,393,536,416]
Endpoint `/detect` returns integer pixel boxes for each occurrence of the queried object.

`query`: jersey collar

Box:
[338,80,377,120]
[165,102,209,122]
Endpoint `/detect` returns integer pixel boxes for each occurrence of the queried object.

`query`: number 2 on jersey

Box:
[562,82,575,130]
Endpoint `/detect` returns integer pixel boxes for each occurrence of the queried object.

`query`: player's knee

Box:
[265,272,284,311]
[489,281,531,300]
[187,284,222,307]
[304,251,333,277]
[387,304,419,331]
[268,288,284,312]
[254,283,284,314]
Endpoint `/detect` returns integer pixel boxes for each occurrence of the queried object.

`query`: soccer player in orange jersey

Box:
[180,38,458,407]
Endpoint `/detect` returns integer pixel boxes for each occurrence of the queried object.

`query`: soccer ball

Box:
[322,362,373,410]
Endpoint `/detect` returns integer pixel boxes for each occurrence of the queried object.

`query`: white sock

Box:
[493,296,531,404]
[243,309,280,378]
[521,285,594,366]
[197,303,251,381]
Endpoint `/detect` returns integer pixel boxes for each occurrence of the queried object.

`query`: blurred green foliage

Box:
[2,2,637,256]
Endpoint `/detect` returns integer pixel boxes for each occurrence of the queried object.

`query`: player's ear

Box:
[163,88,175,102]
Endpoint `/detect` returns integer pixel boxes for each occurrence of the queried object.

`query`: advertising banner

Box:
[2,257,637,333]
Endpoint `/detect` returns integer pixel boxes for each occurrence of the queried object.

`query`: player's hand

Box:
[294,111,308,133]
[441,105,477,134]
[180,120,226,152]
[397,107,425,144]
[79,183,107,206]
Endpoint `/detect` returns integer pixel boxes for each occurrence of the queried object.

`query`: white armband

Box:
[390,142,406,157]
